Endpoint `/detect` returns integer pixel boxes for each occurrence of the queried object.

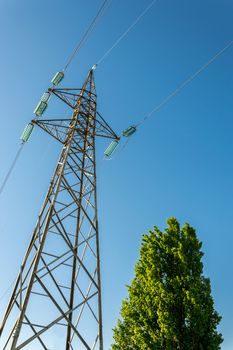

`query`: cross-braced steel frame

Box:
[0,69,119,350]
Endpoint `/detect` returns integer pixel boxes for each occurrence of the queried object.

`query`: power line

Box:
[64,0,113,71]
[97,0,158,65]
[136,39,233,126]
[0,144,24,196]
[0,277,17,304]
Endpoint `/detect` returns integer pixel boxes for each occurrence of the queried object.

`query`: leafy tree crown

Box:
[112,218,223,350]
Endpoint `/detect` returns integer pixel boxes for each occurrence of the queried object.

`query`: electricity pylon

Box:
[0,68,119,350]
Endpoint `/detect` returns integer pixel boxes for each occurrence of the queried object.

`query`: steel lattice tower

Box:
[0,69,119,350]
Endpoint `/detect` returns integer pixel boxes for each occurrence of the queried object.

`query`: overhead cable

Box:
[97,0,158,65]
[64,0,113,71]
[0,277,17,304]
[136,39,233,126]
[0,144,24,196]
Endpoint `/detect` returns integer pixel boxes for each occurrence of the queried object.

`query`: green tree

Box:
[112,218,223,350]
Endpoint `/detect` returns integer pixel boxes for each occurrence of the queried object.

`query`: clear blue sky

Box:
[0,0,233,348]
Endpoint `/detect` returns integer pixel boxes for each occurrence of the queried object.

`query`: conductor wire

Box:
[0,277,17,304]
[64,0,113,71]
[97,0,158,65]
[137,39,233,126]
[0,143,24,196]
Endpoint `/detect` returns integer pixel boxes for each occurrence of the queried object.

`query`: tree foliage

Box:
[112,218,223,350]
